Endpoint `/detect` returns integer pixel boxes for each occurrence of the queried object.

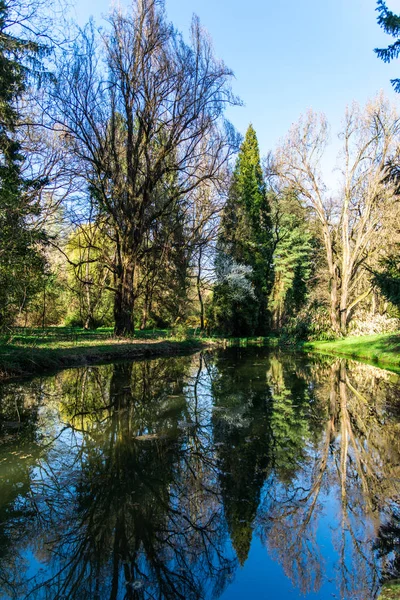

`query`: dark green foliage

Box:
[0,0,46,329]
[210,350,319,565]
[270,193,315,331]
[375,0,400,91]
[373,251,400,309]
[212,125,273,335]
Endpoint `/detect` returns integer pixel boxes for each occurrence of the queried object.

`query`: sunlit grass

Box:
[0,326,170,347]
[304,332,400,372]
[0,327,280,379]
[0,327,201,379]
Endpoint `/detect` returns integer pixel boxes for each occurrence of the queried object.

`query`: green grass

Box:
[0,327,203,380]
[1,326,170,346]
[378,580,400,599]
[0,327,279,380]
[303,332,400,372]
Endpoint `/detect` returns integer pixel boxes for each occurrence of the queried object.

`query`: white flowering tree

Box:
[208,255,259,335]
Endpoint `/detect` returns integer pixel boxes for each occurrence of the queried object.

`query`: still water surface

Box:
[1,349,400,599]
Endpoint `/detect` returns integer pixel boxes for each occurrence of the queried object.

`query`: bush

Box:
[348,311,400,336]
[64,312,111,330]
[171,322,191,341]
[282,301,336,341]
[208,260,259,336]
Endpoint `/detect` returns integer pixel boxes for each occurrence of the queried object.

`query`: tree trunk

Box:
[84,257,95,330]
[371,290,377,315]
[114,260,135,336]
[196,249,205,330]
[42,284,46,330]
[140,282,153,330]
[339,285,348,336]
[340,198,350,336]
[322,225,340,334]
[84,314,96,330]
[140,305,148,330]
[329,271,340,334]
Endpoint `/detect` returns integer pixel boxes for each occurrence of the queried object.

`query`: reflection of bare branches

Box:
[2,352,400,600]
[257,357,400,599]
[0,355,236,600]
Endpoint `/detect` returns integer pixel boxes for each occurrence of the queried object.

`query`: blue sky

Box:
[72,0,400,175]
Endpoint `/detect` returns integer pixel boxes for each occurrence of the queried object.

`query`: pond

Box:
[0,348,400,600]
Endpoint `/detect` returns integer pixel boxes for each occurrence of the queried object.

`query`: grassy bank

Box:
[0,327,276,380]
[3,326,398,381]
[304,332,400,373]
[0,327,207,380]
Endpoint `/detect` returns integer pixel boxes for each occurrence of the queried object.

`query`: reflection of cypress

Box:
[210,350,317,566]
[211,352,274,566]
[215,424,271,566]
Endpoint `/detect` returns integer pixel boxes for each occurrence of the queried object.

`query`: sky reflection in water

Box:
[0,349,400,600]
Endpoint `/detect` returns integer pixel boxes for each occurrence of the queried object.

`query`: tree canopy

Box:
[0,0,48,329]
[375,0,400,91]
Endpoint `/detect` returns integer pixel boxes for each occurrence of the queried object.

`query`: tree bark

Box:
[196,248,205,330]
[140,303,149,330]
[84,256,95,330]
[323,228,340,334]
[339,286,348,335]
[114,259,135,336]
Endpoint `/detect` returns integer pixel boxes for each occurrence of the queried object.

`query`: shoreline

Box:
[1,330,399,382]
[0,338,212,382]
[303,332,400,374]
[0,331,277,382]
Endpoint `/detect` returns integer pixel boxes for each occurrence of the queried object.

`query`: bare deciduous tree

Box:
[275,95,400,334]
[50,0,239,335]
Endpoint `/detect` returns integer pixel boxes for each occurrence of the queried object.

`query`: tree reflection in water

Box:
[0,350,399,599]
[0,357,236,600]
[257,356,400,599]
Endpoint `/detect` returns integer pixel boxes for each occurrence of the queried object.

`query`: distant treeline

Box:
[1,0,400,339]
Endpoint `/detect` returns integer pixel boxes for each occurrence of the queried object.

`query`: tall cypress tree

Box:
[218,124,273,334]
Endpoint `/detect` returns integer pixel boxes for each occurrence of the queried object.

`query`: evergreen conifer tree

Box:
[0,0,46,328]
[216,124,273,334]
[270,193,314,330]
[375,0,400,91]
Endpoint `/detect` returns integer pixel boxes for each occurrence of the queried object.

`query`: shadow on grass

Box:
[0,335,201,380]
[0,327,170,348]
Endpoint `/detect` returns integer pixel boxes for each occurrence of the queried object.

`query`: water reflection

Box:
[257,358,400,598]
[0,350,400,599]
